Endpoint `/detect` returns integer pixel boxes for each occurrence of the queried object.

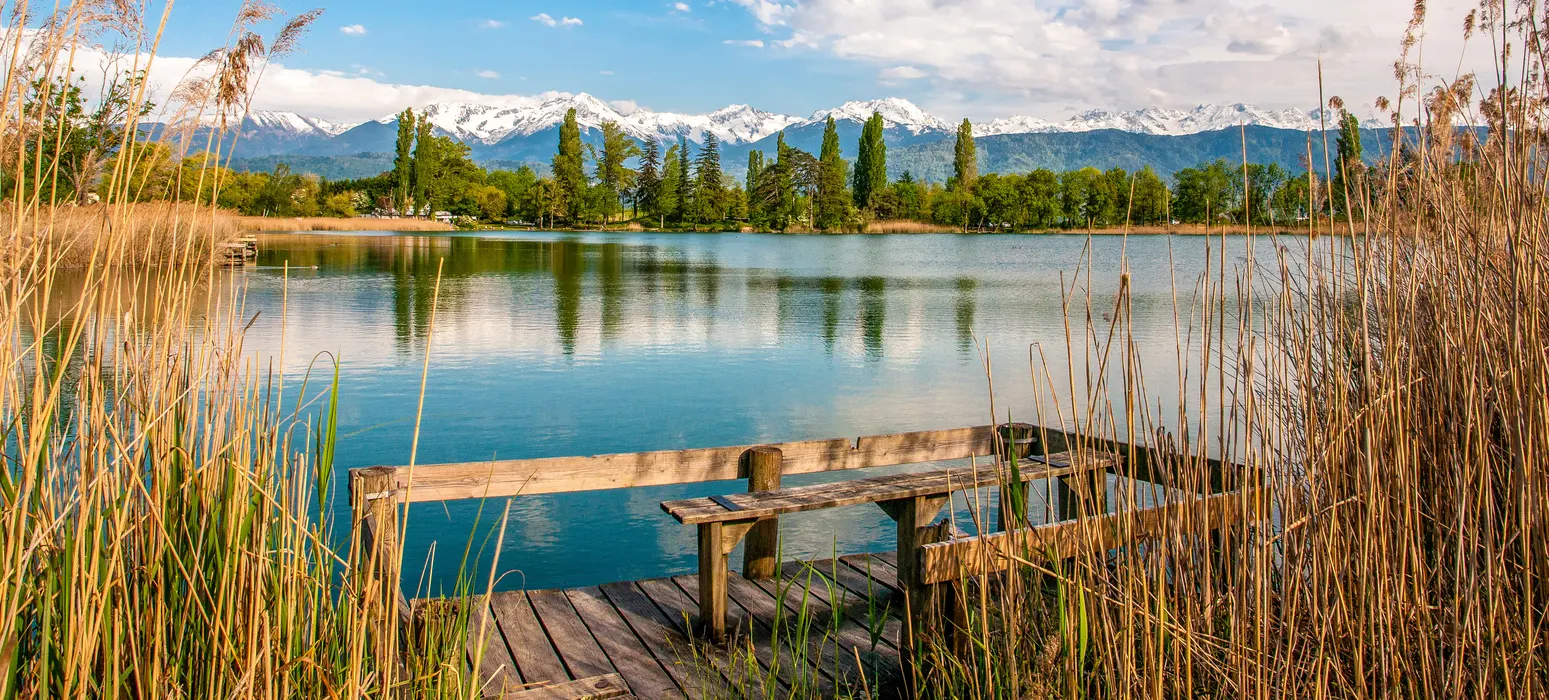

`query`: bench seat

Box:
[660,451,1119,643]
[661,451,1117,526]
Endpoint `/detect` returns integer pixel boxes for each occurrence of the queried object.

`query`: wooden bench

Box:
[660,451,1119,643]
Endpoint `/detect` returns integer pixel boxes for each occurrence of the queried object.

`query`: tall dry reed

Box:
[0,2,472,698]
[908,2,1548,698]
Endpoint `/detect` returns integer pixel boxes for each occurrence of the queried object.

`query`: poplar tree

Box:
[1332,110,1363,214]
[552,108,587,221]
[771,132,795,230]
[411,117,434,216]
[636,139,661,218]
[693,132,725,223]
[746,150,764,200]
[659,143,681,222]
[952,118,977,192]
[597,121,640,221]
[675,136,693,224]
[392,108,415,214]
[815,116,849,230]
[853,111,887,210]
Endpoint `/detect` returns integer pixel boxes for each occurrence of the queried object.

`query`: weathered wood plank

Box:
[718,574,836,694]
[598,582,713,698]
[369,425,1022,503]
[750,561,896,690]
[565,587,682,699]
[919,487,1268,584]
[495,672,629,699]
[672,574,807,697]
[490,592,569,685]
[529,589,616,680]
[773,558,903,657]
[467,595,522,693]
[663,459,1093,525]
[636,578,764,693]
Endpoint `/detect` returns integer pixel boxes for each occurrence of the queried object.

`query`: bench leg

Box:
[696,520,756,643]
[880,495,950,694]
[1057,467,1109,521]
[697,522,729,642]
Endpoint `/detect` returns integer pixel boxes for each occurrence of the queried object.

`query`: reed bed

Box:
[0,2,473,698]
[0,202,238,270]
[897,4,1549,699]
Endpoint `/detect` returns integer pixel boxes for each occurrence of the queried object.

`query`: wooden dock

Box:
[466,552,905,699]
[352,423,1263,699]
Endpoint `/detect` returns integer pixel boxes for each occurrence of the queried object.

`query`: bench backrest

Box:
[350,424,1032,504]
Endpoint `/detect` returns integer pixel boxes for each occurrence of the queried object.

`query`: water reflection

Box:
[234,231,1320,590]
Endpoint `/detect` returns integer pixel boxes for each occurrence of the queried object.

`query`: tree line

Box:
[3,72,1371,231]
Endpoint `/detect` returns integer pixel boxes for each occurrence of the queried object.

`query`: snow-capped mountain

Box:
[801,98,953,134]
[380,93,802,146]
[246,110,358,136]
[979,104,1386,137]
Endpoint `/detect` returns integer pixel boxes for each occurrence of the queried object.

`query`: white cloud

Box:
[479,19,506,29]
[532,13,583,27]
[671,2,692,12]
[728,0,1494,119]
[475,69,500,79]
[599,70,614,76]
[879,66,926,81]
[610,99,640,115]
[724,39,765,48]
[339,24,367,35]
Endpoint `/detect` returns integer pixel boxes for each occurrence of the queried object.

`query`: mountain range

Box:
[218,95,1391,181]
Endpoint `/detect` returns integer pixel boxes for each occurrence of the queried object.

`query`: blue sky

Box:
[146,0,1490,123]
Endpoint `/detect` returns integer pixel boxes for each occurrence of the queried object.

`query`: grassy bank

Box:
[235,214,455,232]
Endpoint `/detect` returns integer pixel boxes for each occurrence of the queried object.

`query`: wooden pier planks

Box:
[461,555,906,699]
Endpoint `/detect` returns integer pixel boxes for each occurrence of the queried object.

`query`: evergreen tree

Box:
[853,111,887,210]
[636,139,661,218]
[774,132,794,229]
[596,121,641,221]
[815,116,849,230]
[411,117,434,216]
[552,107,588,221]
[675,136,693,224]
[392,108,415,214]
[693,132,725,223]
[952,118,977,192]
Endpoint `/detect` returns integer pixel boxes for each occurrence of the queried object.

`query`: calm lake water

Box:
[237,230,1293,591]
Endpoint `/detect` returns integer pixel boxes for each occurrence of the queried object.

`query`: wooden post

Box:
[350,468,411,691]
[697,522,728,642]
[880,494,949,694]
[996,423,1038,532]
[742,447,782,580]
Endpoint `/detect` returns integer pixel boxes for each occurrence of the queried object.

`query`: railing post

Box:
[742,447,782,580]
[996,423,1039,531]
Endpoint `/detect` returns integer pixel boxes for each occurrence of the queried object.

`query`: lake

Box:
[238,230,1291,591]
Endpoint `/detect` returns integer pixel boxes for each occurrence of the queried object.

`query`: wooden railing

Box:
[346,423,1262,689]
